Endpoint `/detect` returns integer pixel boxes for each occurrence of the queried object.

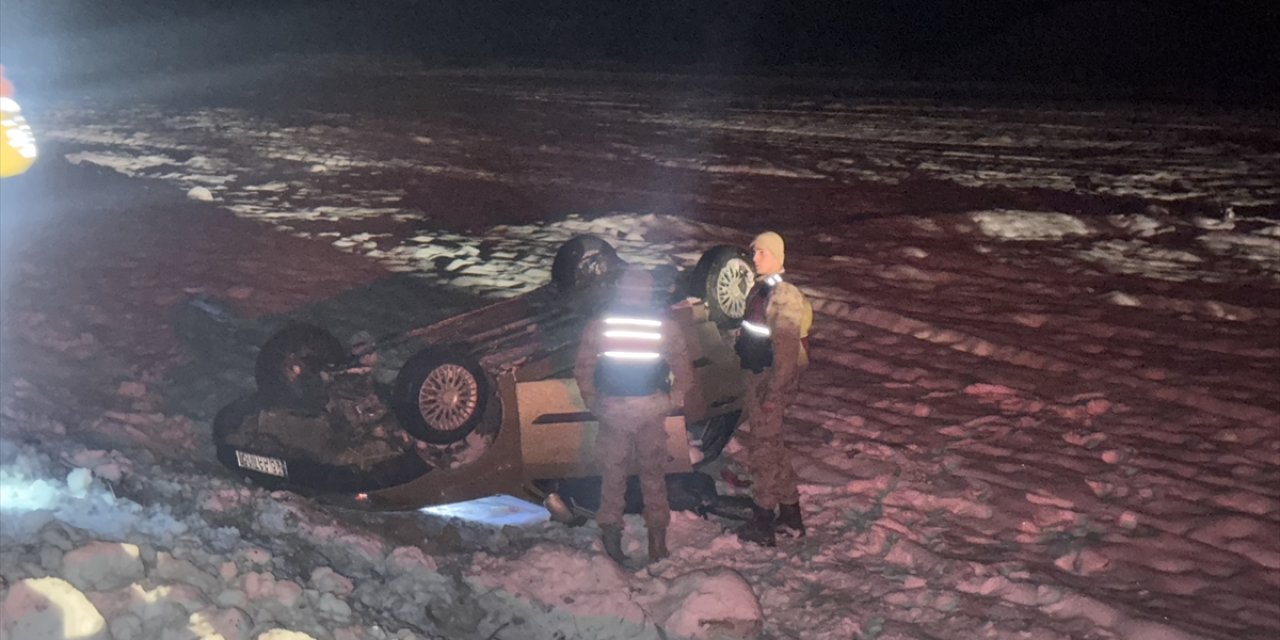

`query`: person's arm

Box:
[574,318,602,410]
[765,284,805,405]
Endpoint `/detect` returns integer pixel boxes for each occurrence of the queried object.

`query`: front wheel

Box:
[688,245,755,328]
[391,346,491,445]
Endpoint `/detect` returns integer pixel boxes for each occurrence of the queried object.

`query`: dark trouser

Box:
[741,369,800,510]
[594,393,673,531]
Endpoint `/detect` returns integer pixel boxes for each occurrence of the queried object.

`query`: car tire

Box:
[551,234,623,293]
[255,323,347,411]
[391,345,491,445]
[688,245,755,328]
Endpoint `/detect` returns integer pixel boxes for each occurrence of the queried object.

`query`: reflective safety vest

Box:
[594,313,672,396]
[735,274,780,372]
[735,273,811,372]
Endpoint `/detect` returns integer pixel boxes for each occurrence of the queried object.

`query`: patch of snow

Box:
[64,151,177,174]
[971,210,1093,241]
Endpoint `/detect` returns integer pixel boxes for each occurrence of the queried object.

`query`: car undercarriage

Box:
[212,234,760,520]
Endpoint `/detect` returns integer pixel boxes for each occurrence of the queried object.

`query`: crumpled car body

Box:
[213,235,758,515]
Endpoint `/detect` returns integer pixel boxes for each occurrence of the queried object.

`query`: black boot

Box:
[601,525,629,566]
[734,504,777,547]
[777,503,806,538]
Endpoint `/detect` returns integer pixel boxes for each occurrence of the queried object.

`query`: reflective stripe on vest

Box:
[736,277,776,371]
[604,317,662,328]
[602,350,661,360]
[600,316,664,360]
[596,314,670,396]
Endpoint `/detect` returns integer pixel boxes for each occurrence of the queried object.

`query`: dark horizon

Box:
[2,0,1278,103]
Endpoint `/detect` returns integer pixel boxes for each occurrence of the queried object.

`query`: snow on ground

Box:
[2,60,1278,640]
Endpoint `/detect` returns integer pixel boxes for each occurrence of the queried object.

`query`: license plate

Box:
[235,450,288,478]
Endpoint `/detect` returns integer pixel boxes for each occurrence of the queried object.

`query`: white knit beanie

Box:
[752,231,785,267]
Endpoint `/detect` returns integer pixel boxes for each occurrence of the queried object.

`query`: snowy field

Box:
[1,60,1278,640]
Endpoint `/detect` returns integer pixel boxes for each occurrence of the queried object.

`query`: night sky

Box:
[1,0,1277,101]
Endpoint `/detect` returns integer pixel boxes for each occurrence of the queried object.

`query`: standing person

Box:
[733,231,813,546]
[575,266,693,566]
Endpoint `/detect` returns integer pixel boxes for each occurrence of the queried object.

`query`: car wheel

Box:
[391,345,491,445]
[688,245,755,327]
[255,323,346,411]
[551,234,623,293]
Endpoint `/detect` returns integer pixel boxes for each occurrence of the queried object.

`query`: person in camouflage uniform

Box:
[733,231,813,546]
[575,266,693,566]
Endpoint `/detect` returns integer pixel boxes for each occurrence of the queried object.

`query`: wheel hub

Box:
[716,258,753,319]
[579,249,610,280]
[418,364,479,431]
[442,389,460,407]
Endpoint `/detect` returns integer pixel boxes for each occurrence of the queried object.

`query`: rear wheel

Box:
[255,323,346,411]
[551,234,623,293]
[391,346,491,444]
[688,245,755,328]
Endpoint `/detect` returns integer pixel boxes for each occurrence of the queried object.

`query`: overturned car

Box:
[213,235,758,517]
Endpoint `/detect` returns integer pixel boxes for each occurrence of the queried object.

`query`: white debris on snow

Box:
[971,209,1094,240]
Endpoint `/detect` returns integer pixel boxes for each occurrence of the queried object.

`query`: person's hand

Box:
[762,398,781,415]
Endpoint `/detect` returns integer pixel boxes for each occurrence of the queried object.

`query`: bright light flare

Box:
[0,95,38,177]
[418,494,550,527]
